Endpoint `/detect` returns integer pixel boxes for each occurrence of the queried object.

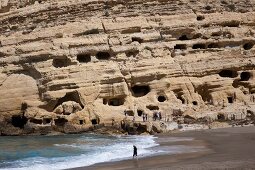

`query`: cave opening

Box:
[243,42,254,50]
[146,105,159,110]
[79,120,84,125]
[217,113,225,121]
[192,101,198,105]
[223,21,240,27]
[178,35,189,40]
[205,5,212,10]
[207,43,220,48]
[11,115,28,129]
[53,58,70,68]
[197,15,205,21]
[125,110,135,116]
[77,54,91,63]
[192,44,206,49]
[30,118,42,124]
[53,91,84,111]
[91,119,99,125]
[158,95,166,102]
[108,98,125,106]
[126,50,139,57]
[43,118,51,124]
[55,118,68,126]
[137,110,143,117]
[227,96,233,103]
[211,32,221,36]
[174,44,187,50]
[219,70,238,78]
[96,52,111,60]
[132,37,143,43]
[131,85,150,97]
[240,72,251,81]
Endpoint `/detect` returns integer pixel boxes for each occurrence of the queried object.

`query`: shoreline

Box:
[71,126,255,170]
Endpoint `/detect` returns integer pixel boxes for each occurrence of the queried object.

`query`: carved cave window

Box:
[227,96,233,103]
[55,118,68,126]
[158,95,166,102]
[174,44,187,50]
[131,85,150,97]
[137,110,143,117]
[108,98,125,106]
[146,105,159,110]
[240,72,251,81]
[132,37,143,43]
[243,43,254,50]
[53,58,70,68]
[96,52,111,60]
[219,70,238,78]
[192,43,206,49]
[178,35,189,40]
[77,54,91,63]
[11,115,28,129]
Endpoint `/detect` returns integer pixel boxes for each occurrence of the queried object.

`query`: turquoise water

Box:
[0,134,158,170]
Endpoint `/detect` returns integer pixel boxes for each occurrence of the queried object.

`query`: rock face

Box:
[1,0,255,135]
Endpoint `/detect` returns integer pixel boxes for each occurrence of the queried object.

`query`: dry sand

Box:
[71,126,255,170]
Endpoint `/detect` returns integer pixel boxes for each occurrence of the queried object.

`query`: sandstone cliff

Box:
[1,0,255,135]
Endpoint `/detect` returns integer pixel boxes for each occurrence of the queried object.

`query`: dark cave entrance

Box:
[132,37,143,43]
[43,118,51,124]
[55,118,68,126]
[137,110,143,117]
[207,43,220,48]
[158,95,166,102]
[96,52,111,60]
[178,35,189,40]
[30,118,42,124]
[131,85,150,97]
[79,120,84,125]
[52,58,70,68]
[174,44,187,50]
[240,72,251,81]
[243,42,254,50]
[53,91,84,110]
[11,115,28,129]
[217,114,225,121]
[192,101,198,105]
[227,96,233,103]
[146,105,159,110]
[192,43,206,49]
[219,70,238,78]
[197,15,205,21]
[91,119,99,125]
[77,54,91,63]
[108,98,125,106]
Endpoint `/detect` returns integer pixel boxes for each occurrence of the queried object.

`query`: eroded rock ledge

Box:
[1,0,255,135]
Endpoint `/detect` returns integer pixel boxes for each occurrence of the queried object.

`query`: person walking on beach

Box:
[133,145,137,158]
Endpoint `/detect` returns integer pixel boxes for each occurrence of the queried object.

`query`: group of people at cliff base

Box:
[124,110,162,122]
[153,111,162,121]
[142,113,148,122]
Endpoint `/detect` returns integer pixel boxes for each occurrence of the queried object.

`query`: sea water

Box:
[0,134,158,170]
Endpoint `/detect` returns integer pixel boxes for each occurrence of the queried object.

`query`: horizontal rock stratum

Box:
[1,0,255,135]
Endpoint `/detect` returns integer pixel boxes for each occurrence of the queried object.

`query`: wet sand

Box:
[71,126,255,170]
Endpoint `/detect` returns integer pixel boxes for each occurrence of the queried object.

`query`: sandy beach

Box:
[71,126,255,170]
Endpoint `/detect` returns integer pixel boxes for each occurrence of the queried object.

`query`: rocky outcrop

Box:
[1,0,255,135]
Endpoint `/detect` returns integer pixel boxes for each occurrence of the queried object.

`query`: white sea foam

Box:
[2,135,159,170]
